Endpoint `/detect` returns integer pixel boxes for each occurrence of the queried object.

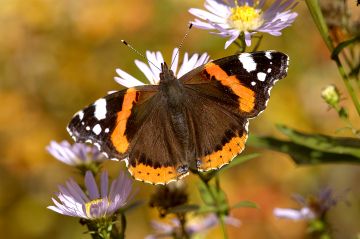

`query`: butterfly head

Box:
[159,62,176,83]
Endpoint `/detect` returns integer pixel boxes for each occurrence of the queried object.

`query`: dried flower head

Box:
[149,181,188,217]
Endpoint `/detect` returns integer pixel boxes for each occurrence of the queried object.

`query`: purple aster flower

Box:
[114,48,210,88]
[145,214,240,239]
[47,140,106,166]
[274,188,346,221]
[189,0,298,48]
[48,170,135,219]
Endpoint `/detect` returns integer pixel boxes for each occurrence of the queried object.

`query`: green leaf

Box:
[196,206,218,214]
[232,201,258,209]
[167,204,200,214]
[276,125,360,157]
[219,153,259,173]
[247,135,360,165]
[331,35,360,59]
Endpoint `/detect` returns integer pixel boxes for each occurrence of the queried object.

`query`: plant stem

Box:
[177,213,190,239]
[305,0,360,116]
[333,56,360,116]
[119,213,127,239]
[197,172,229,239]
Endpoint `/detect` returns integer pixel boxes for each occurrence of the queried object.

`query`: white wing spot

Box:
[81,122,85,125]
[265,51,273,59]
[94,99,107,120]
[92,124,102,135]
[267,68,272,73]
[77,111,84,120]
[105,128,110,133]
[251,81,256,86]
[238,53,256,72]
[86,126,90,131]
[257,72,266,81]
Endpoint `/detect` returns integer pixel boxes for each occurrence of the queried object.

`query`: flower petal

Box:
[115,68,145,88]
[85,171,100,200]
[100,171,109,198]
[135,60,157,84]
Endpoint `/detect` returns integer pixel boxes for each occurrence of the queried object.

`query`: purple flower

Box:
[274,188,346,221]
[48,171,135,219]
[46,140,105,166]
[114,48,210,88]
[189,0,298,48]
[145,214,240,239]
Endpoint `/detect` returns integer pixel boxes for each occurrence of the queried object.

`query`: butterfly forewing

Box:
[180,51,289,118]
[67,86,159,160]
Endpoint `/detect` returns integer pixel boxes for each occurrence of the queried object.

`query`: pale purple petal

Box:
[190,0,299,48]
[188,8,227,24]
[191,19,217,30]
[244,31,252,46]
[48,170,135,220]
[273,207,316,220]
[204,0,231,18]
[100,171,109,198]
[65,179,89,202]
[46,142,100,167]
[225,31,240,49]
[85,171,100,200]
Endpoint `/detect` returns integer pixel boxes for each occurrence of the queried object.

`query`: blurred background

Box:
[0,0,359,238]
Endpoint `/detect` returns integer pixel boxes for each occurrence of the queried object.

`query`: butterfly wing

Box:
[180,51,289,170]
[67,85,189,184]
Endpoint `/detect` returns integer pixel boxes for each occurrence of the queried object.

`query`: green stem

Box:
[219,215,229,239]
[334,56,360,116]
[119,213,127,239]
[251,35,263,52]
[304,0,360,116]
[197,172,229,239]
[177,213,190,239]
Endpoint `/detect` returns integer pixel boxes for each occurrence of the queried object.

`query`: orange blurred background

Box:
[0,0,359,238]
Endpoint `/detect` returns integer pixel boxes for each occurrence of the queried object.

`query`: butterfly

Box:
[67,51,289,185]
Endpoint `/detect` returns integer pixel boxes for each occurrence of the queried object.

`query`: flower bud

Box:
[321,85,340,108]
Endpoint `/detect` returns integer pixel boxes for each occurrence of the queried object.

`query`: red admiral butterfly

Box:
[68,51,289,184]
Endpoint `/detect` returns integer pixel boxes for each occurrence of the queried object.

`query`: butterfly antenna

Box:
[170,23,193,69]
[121,40,161,71]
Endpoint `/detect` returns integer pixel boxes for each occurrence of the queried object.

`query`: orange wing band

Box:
[128,163,188,185]
[205,63,255,113]
[198,133,247,171]
[111,88,138,154]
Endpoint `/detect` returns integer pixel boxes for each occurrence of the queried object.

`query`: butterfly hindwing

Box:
[183,89,248,171]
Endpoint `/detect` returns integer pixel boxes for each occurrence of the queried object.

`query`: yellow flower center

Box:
[85,198,110,219]
[228,5,263,32]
